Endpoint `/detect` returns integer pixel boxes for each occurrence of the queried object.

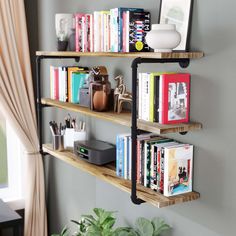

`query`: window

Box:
[0,112,24,204]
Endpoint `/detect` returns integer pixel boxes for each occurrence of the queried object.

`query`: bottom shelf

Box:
[43,144,200,208]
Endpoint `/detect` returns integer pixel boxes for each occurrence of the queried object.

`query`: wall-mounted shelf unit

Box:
[36,51,203,207]
[43,144,200,208]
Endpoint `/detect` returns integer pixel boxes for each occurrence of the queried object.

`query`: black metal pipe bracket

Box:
[130,56,191,205]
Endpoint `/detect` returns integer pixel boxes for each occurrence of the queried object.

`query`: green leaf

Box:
[135,217,154,236]
[114,227,138,236]
[151,218,171,236]
[102,217,116,230]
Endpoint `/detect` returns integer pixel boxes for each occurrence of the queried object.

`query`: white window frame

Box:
[0,120,24,209]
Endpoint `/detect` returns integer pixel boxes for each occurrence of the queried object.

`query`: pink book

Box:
[53,67,59,100]
[85,14,91,52]
[75,13,85,52]
[122,11,127,52]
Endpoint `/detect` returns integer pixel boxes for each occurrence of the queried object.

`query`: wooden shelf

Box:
[36,51,204,59]
[41,98,202,134]
[43,144,200,208]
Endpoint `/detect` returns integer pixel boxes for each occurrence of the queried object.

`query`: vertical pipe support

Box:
[131,58,145,205]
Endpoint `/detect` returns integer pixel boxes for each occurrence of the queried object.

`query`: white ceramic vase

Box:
[146,24,181,52]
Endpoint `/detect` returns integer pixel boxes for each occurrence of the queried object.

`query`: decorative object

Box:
[159,0,193,51]
[88,66,111,112]
[114,75,132,113]
[51,208,171,236]
[146,24,181,52]
[55,14,73,51]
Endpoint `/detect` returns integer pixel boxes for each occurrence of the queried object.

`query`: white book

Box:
[50,66,55,99]
[93,11,101,52]
[164,144,193,197]
[128,136,132,180]
[110,8,119,52]
[159,74,163,123]
[138,73,142,119]
[141,73,150,121]
[123,136,128,179]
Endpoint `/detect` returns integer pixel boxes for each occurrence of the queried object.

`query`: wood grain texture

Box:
[36,51,204,59]
[41,98,202,134]
[43,144,200,208]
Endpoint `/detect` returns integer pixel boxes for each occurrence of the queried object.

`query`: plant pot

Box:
[145,24,181,52]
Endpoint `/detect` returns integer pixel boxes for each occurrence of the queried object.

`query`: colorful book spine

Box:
[75,13,85,52]
[118,8,144,52]
[128,11,150,52]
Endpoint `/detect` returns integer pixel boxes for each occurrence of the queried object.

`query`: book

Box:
[160,73,190,124]
[117,8,144,52]
[71,72,89,104]
[67,67,89,102]
[50,66,59,100]
[152,140,177,191]
[116,133,130,178]
[75,13,86,52]
[93,11,101,52]
[163,144,193,196]
[58,67,67,102]
[128,11,150,52]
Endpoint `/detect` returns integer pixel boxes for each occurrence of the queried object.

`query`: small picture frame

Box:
[159,0,193,51]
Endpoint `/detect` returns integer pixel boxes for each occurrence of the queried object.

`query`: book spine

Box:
[122,11,126,52]
[149,73,154,122]
[90,14,94,52]
[151,145,158,191]
[54,67,59,100]
[154,75,160,122]
[124,136,128,179]
[116,135,124,177]
[75,14,84,52]
[50,66,54,99]
[136,139,141,184]
[93,11,100,52]
[146,142,151,188]
[128,136,132,180]
[159,147,165,194]
[138,73,142,119]
[141,73,150,121]
[159,75,163,123]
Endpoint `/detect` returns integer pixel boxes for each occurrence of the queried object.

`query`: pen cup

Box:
[64,128,87,149]
[52,134,64,151]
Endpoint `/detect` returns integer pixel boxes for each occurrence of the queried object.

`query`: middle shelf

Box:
[41,98,202,134]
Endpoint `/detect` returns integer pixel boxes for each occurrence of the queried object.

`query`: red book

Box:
[160,73,190,124]
[75,13,85,52]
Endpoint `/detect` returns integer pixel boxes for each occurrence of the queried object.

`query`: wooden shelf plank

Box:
[36,51,204,59]
[41,98,202,134]
[43,144,200,208]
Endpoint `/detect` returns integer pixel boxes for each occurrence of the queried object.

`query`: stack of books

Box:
[50,66,89,104]
[138,73,190,124]
[116,133,193,197]
[74,7,151,52]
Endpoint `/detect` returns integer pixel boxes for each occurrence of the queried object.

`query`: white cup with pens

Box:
[49,121,65,151]
[64,115,87,149]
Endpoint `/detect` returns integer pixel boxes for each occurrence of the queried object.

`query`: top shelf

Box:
[36,51,204,59]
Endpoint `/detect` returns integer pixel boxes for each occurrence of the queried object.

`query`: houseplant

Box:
[51,208,171,236]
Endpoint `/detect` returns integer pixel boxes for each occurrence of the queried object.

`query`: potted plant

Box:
[51,208,171,236]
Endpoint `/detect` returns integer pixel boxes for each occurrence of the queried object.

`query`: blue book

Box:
[71,72,89,103]
[117,7,143,52]
[116,135,123,177]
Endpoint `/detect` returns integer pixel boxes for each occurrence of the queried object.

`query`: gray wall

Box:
[35,0,236,235]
